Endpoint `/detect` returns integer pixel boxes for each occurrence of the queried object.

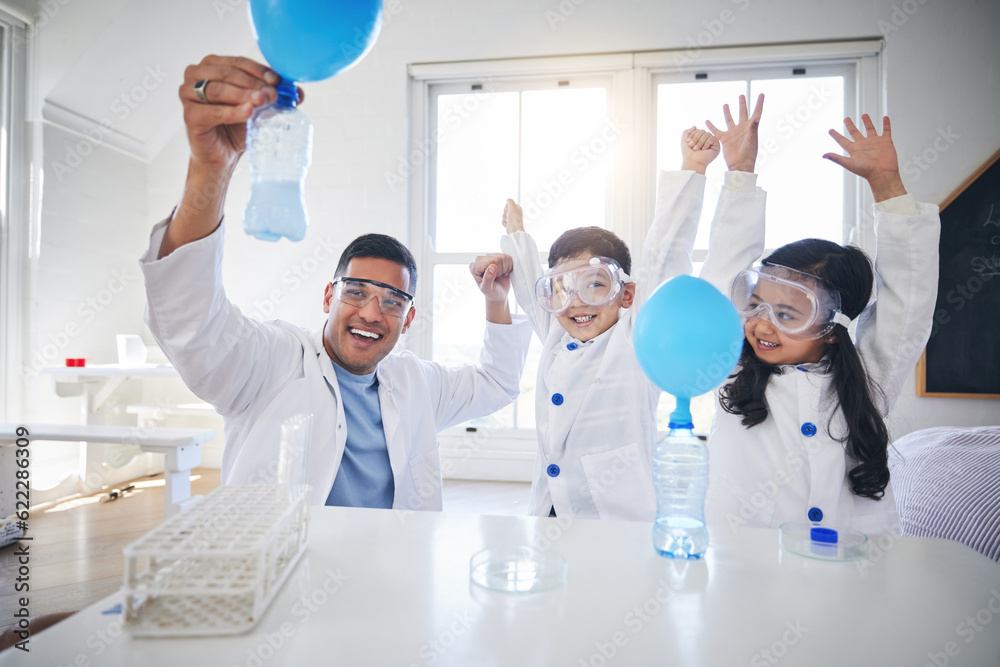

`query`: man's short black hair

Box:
[548,226,631,275]
[335,233,418,294]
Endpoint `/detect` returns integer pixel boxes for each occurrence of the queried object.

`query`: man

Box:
[141,55,530,510]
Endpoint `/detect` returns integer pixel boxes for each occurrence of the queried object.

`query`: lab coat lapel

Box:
[311,325,348,498]
[376,368,406,493]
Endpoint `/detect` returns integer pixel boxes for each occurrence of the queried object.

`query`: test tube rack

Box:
[121,484,309,636]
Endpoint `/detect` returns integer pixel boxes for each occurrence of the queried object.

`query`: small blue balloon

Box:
[249,0,383,82]
[634,275,744,400]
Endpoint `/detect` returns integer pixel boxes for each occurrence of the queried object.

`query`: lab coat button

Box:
[801,422,817,437]
[551,393,564,405]
[567,342,578,350]
[808,507,823,522]
[547,464,560,477]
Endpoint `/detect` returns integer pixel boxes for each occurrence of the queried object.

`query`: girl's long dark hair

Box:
[719,239,890,501]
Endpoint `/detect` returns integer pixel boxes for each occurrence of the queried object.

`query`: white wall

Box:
[23,0,1000,442]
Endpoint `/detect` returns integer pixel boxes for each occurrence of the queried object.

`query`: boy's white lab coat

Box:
[501,170,767,521]
[699,197,941,534]
[141,219,531,510]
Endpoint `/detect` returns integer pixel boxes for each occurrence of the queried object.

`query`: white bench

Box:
[0,424,215,517]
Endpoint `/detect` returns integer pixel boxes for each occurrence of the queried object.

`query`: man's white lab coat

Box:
[141,219,531,510]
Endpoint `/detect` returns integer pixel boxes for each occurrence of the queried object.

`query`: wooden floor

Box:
[0,470,530,634]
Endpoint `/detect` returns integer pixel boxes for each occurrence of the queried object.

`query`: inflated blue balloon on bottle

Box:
[634,275,743,559]
[244,0,384,241]
[248,0,384,82]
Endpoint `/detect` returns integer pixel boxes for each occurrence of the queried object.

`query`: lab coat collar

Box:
[559,317,619,349]
[777,356,832,375]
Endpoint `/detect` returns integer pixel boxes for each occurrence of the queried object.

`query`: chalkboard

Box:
[917,148,1000,399]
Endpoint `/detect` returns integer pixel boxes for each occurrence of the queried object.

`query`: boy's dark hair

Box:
[334,233,418,294]
[548,226,632,275]
[719,238,891,501]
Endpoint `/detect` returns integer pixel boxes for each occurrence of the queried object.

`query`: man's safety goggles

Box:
[730,265,851,340]
[534,257,630,315]
[331,277,413,317]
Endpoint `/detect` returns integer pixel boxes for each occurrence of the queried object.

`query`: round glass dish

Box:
[470,546,568,593]
[779,522,869,562]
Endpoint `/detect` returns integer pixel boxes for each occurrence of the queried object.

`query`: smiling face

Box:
[743,279,829,365]
[549,254,635,342]
[322,257,416,374]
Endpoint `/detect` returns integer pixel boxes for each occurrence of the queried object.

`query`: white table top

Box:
[10,507,1000,666]
[39,363,179,379]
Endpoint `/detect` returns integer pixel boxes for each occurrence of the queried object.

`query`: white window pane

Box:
[657,80,747,253]
[431,264,513,428]
[751,76,845,247]
[520,87,610,251]
[435,92,520,253]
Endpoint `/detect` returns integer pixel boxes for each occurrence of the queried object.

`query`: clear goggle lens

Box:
[535,258,626,315]
[731,266,846,340]
[333,278,412,317]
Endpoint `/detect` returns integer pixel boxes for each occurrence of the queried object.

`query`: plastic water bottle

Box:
[652,400,709,559]
[243,79,312,242]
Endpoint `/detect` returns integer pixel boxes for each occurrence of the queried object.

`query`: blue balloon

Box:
[249,0,383,82]
[634,275,744,402]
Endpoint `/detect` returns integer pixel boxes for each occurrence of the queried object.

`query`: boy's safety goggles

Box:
[534,257,630,315]
[730,265,851,340]
[331,277,413,317]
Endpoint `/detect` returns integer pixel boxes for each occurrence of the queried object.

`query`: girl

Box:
[700,106,941,535]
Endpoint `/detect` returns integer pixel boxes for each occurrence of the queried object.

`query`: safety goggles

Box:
[331,277,413,317]
[534,257,630,315]
[730,265,851,340]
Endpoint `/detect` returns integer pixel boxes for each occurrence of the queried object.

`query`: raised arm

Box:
[825,115,940,409]
[498,199,552,340]
[699,94,768,295]
[159,56,299,258]
[633,128,719,306]
[143,56,306,415]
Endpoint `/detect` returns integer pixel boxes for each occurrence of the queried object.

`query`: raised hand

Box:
[470,253,514,304]
[823,114,907,202]
[502,199,524,234]
[180,55,303,170]
[162,55,305,258]
[706,93,764,173]
[681,126,720,175]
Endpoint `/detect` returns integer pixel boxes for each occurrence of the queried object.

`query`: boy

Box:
[489,127,766,521]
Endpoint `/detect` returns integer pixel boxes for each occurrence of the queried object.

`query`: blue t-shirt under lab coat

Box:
[325,361,394,509]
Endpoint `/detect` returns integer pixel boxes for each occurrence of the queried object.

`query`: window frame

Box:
[0,7,31,423]
[406,40,883,478]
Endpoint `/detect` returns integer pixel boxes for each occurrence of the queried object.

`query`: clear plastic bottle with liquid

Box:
[243,79,312,242]
[652,399,710,559]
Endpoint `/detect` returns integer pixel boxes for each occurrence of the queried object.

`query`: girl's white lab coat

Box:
[141,219,531,510]
[699,196,941,535]
[501,170,767,521]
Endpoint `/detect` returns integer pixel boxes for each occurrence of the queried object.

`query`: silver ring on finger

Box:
[193,79,210,104]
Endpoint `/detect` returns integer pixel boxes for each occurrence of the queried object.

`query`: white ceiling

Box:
[17,0,256,160]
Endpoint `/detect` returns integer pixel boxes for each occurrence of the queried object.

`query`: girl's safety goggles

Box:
[534,257,630,315]
[730,265,851,340]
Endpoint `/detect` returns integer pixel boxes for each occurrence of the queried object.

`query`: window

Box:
[426,75,616,434]
[409,42,882,479]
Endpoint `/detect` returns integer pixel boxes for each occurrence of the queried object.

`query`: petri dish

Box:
[779,522,869,562]
[470,546,567,593]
